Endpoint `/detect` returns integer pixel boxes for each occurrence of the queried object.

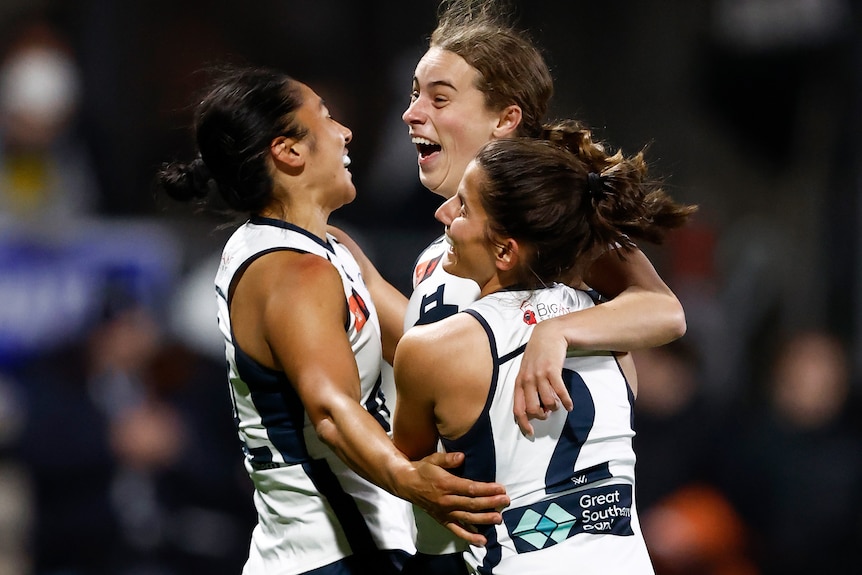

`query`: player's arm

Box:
[391,328,441,461]
[514,247,685,435]
[247,252,505,545]
[393,315,501,539]
[328,224,407,364]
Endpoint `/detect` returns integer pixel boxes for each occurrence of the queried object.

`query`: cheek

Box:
[452,126,492,166]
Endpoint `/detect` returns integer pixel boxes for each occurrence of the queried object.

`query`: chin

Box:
[341,186,357,206]
[441,257,465,279]
[441,255,454,272]
[419,173,448,198]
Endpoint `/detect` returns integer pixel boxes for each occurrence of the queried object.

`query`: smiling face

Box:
[435,159,500,288]
[402,47,503,199]
[293,82,355,208]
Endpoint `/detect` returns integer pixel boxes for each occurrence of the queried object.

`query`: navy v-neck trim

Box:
[249,215,334,253]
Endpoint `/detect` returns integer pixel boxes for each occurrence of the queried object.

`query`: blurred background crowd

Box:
[0,1,859,574]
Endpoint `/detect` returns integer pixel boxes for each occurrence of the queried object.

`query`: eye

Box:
[409,90,419,102]
[433,96,448,106]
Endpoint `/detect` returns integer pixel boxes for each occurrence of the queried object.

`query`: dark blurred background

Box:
[0,1,859,574]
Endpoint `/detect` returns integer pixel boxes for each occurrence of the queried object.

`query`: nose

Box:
[435,195,459,226]
[342,124,352,144]
[402,98,424,125]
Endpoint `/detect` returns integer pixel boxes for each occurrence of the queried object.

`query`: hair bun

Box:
[157,157,213,202]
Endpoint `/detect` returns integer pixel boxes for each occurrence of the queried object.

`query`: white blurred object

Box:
[0,45,81,129]
[169,254,225,361]
[712,0,851,51]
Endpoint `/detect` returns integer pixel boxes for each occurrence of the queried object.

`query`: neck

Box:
[479,267,547,298]
[259,201,330,240]
[478,273,509,298]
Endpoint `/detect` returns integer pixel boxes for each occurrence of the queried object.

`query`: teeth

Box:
[444,234,453,246]
[343,154,351,167]
[412,136,438,146]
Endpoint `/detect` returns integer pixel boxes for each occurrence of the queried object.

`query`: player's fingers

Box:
[449,509,503,527]
[444,493,509,514]
[513,382,535,437]
[551,372,574,411]
[521,379,547,421]
[536,371,562,414]
[443,521,488,547]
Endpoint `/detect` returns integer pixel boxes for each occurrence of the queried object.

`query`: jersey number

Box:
[416,284,459,326]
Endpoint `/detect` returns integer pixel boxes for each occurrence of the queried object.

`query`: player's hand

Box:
[407,451,509,546]
[513,319,573,437]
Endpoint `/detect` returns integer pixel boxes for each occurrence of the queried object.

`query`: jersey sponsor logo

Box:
[348,288,370,332]
[520,301,537,325]
[549,461,612,494]
[413,253,443,287]
[519,299,572,327]
[503,484,635,553]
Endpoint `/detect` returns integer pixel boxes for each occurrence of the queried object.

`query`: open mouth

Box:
[412,136,441,159]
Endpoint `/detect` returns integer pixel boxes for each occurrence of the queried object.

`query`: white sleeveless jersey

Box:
[451,284,654,574]
[214,216,414,575]
[404,235,481,330]
[403,235,481,555]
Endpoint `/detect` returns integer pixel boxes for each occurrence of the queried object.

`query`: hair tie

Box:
[587,171,605,201]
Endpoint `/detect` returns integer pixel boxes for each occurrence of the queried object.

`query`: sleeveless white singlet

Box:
[451,283,654,574]
[214,216,415,575]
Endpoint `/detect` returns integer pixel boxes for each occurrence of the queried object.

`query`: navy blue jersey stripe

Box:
[441,309,498,482]
[304,458,379,555]
[234,340,309,464]
[545,369,596,494]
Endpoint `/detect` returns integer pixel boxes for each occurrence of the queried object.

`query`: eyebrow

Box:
[414,77,459,91]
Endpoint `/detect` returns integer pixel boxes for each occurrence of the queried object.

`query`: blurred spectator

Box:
[632,339,723,512]
[717,328,862,575]
[641,484,759,575]
[13,302,255,575]
[0,371,29,575]
[0,18,101,223]
[633,340,760,574]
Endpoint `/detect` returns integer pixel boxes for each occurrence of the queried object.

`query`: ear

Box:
[270,136,305,169]
[494,237,520,271]
[492,105,522,139]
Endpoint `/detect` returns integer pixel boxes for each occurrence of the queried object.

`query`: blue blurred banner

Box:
[0,219,180,366]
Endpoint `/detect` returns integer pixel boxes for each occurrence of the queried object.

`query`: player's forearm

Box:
[314,398,413,496]
[550,288,686,351]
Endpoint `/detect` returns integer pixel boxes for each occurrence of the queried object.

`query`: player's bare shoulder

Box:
[395,311,490,400]
[401,311,484,358]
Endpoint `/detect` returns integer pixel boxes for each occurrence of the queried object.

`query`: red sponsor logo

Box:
[413,254,443,287]
[348,289,370,332]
